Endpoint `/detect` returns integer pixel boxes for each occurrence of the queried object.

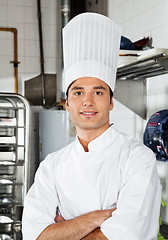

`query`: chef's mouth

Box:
[80,111,97,116]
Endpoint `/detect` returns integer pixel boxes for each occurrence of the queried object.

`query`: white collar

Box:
[75,124,117,154]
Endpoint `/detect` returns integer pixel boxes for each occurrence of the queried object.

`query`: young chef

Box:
[22,13,162,240]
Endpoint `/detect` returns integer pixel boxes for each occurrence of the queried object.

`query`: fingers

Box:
[54,214,65,223]
[110,207,116,214]
[106,207,116,217]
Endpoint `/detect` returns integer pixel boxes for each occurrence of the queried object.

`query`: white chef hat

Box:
[62,12,121,92]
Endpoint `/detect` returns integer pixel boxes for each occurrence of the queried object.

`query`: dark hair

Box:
[109,88,113,104]
[66,84,113,103]
[66,82,73,99]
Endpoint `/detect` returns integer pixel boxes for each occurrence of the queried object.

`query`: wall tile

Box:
[24,57,40,73]
[24,6,38,24]
[18,39,25,57]
[0,39,8,56]
[0,73,15,92]
[43,41,56,58]
[7,0,24,6]
[0,56,13,73]
[110,2,127,24]
[25,40,40,57]
[8,6,24,23]
[0,0,7,5]
[151,23,168,48]
[18,73,24,93]
[109,0,168,44]
[7,38,13,56]
[42,7,57,25]
[0,5,7,22]
[4,33,24,60]
[144,2,168,32]
[44,57,56,73]
[18,56,25,73]
[4,23,25,40]
[55,9,62,27]
[126,0,167,21]
[24,0,36,7]
[147,74,168,117]
[41,0,57,8]
[56,43,62,58]
[24,23,39,40]
[108,0,127,10]
[56,60,62,76]
[43,24,56,41]
[0,31,8,40]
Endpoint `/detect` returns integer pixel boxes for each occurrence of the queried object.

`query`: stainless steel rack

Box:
[117,53,168,79]
[114,48,168,119]
[0,93,30,240]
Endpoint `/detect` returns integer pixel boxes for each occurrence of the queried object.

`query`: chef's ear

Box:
[66,100,69,112]
[109,97,114,111]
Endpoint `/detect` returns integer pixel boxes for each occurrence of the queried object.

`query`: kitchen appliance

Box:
[143,109,168,161]
[40,110,76,161]
[0,93,30,240]
[144,109,168,225]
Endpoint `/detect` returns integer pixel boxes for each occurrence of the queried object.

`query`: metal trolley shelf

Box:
[0,93,30,240]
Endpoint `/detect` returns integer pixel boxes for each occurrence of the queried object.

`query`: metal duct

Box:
[37,0,46,106]
[61,0,71,99]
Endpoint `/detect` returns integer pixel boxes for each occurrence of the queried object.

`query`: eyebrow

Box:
[93,86,106,90]
[71,86,106,91]
[71,87,84,91]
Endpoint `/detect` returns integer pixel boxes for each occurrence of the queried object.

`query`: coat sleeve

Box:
[22,154,59,240]
[100,146,162,240]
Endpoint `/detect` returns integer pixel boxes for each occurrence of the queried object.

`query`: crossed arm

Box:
[36,208,116,240]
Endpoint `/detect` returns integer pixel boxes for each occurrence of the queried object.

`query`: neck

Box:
[76,122,110,152]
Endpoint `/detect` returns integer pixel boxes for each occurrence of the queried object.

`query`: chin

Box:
[78,123,106,130]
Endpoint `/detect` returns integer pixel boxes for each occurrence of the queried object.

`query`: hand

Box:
[54,214,65,223]
[82,228,108,240]
[89,208,116,227]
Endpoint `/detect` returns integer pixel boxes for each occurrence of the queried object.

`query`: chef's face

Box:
[66,77,113,133]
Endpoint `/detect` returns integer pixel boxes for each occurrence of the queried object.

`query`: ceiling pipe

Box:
[0,27,19,93]
[61,0,71,99]
[37,0,46,106]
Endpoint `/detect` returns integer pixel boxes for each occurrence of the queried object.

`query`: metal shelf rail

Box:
[114,48,168,119]
[0,93,30,240]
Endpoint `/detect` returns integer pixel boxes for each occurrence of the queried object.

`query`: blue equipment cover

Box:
[144,109,168,161]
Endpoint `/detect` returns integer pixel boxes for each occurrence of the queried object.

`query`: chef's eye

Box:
[74,91,83,96]
[94,91,103,95]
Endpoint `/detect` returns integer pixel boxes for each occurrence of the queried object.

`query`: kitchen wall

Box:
[108,0,168,48]
[0,0,62,99]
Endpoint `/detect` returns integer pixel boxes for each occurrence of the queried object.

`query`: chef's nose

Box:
[82,93,93,107]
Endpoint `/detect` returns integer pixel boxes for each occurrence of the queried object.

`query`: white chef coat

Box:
[22,125,161,240]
